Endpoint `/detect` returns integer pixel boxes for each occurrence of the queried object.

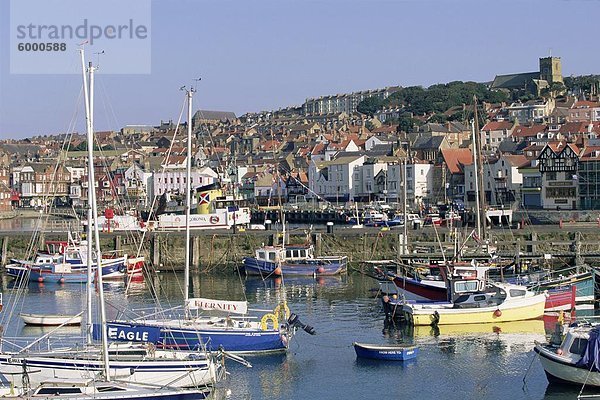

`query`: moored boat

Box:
[400,279,547,326]
[534,324,600,387]
[242,244,348,277]
[353,342,418,361]
[6,236,127,283]
[20,313,82,326]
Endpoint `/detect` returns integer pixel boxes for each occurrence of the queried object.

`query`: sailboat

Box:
[104,85,315,354]
[0,50,222,397]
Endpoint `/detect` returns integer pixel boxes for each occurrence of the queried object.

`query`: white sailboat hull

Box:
[0,349,220,389]
[20,313,82,326]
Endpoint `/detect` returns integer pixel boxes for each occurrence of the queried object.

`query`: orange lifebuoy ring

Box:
[210,215,219,224]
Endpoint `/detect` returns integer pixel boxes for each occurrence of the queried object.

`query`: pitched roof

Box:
[559,122,588,135]
[441,148,473,174]
[502,154,529,168]
[545,141,580,155]
[579,146,600,161]
[193,110,237,121]
[574,101,600,108]
[498,139,528,154]
[412,135,445,150]
[511,124,547,138]
[490,72,539,89]
[482,121,513,131]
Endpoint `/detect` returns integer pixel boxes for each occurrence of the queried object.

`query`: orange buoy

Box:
[493,309,502,318]
[274,266,283,276]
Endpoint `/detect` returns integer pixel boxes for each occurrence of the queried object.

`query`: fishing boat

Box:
[153,183,251,231]
[353,342,418,361]
[242,244,348,277]
[534,324,600,387]
[20,313,82,326]
[105,85,314,355]
[378,262,575,312]
[400,279,547,326]
[6,235,127,283]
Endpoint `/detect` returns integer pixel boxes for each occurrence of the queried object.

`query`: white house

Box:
[124,164,153,206]
[150,166,219,200]
[308,155,366,203]
[386,162,434,207]
[352,162,388,202]
[463,154,528,208]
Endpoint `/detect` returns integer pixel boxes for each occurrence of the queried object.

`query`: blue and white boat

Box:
[6,236,126,283]
[242,244,348,277]
[353,342,419,361]
[105,298,298,354]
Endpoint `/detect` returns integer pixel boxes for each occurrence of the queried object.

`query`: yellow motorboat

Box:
[402,280,547,326]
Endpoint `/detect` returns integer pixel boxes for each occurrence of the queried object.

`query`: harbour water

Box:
[0,272,592,399]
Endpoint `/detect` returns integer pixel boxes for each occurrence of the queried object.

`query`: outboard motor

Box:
[287,313,316,335]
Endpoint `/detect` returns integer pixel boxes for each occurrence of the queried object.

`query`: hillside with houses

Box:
[1,56,600,215]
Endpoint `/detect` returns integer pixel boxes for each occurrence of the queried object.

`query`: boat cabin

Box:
[450,280,529,308]
[254,245,314,262]
[554,325,592,362]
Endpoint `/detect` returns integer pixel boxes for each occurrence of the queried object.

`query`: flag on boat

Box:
[186,298,248,314]
[199,193,210,205]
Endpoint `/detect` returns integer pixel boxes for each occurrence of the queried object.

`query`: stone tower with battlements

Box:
[539,56,563,85]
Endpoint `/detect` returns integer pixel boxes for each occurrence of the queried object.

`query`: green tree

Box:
[356,97,384,117]
[398,115,416,132]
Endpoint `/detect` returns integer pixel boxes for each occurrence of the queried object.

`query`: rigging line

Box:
[129,93,188,303]
[1,86,85,331]
[134,93,187,257]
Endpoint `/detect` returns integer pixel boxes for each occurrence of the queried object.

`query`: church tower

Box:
[539,56,563,85]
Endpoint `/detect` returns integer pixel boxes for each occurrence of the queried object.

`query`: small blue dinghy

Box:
[353,342,419,361]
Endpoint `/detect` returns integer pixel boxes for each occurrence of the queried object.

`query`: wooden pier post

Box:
[528,231,537,254]
[151,234,160,266]
[1,236,8,266]
[192,236,201,269]
[314,233,322,257]
[515,237,521,274]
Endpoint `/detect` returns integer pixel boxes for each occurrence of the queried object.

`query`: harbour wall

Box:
[2,224,600,272]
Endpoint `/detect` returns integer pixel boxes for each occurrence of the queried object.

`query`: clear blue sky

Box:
[1,0,599,139]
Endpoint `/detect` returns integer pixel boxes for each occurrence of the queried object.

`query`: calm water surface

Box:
[0,272,591,400]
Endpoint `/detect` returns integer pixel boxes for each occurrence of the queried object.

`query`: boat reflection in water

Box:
[387,318,548,353]
[20,323,82,338]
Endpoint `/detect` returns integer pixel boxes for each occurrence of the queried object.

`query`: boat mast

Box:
[471,120,481,241]
[184,85,195,311]
[80,50,93,345]
[81,49,110,380]
[403,155,408,255]
[473,96,486,241]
